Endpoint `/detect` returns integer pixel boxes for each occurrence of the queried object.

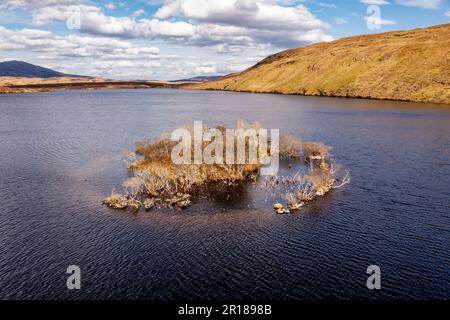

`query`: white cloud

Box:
[0,0,84,9]
[395,0,442,9]
[318,2,337,8]
[132,9,146,18]
[0,0,335,79]
[31,5,196,38]
[89,60,161,70]
[26,1,332,49]
[194,62,217,74]
[334,17,348,25]
[154,0,333,46]
[359,0,390,5]
[0,25,232,79]
[445,10,450,17]
[364,16,396,25]
[155,0,328,32]
[0,26,160,59]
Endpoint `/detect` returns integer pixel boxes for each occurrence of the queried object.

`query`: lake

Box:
[0,89,449,299]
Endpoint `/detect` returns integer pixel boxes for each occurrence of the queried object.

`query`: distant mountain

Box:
[192,24,450,104]
[171,75,223,83]
[0,60,85,78]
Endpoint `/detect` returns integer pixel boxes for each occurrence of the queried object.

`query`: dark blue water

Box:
[0,89,449,299]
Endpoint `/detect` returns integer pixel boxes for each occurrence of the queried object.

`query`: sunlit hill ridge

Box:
[191,24,450,104]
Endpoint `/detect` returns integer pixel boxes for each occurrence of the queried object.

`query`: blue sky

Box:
[0,0,449,80]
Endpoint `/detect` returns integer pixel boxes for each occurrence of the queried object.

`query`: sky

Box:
[0,0,449,80]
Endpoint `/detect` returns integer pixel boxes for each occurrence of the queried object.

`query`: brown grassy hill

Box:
[191,24,450,104]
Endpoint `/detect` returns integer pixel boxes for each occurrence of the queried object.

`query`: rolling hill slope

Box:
[0,60,84,78]
[191,24,450,104]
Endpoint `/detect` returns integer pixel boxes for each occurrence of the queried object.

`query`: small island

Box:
[103,121,350,213]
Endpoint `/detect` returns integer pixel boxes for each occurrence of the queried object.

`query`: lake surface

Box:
[1,89,449,300]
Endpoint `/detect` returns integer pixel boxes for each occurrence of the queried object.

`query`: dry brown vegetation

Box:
[188,24,450,104]
[0,76,103,93]
[267,135,349,213]
[104,122,266,210]
[103,124,350,213]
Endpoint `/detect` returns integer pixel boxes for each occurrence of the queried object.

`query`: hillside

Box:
[0,60,84,78]
[191,24,450,104]
[171,75,223,82]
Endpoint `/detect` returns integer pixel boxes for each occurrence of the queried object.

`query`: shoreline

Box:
[2,80,448,106]
[188,24,450,105]
[181,86,450,106]
[0,81,450,106]
[0,80,189,94]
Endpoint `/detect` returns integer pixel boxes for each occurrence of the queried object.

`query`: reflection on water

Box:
[0,89,450,299]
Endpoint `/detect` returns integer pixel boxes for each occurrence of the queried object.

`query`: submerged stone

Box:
[103,194,128,210]
[276,208,290,214]
[273,203,284,210]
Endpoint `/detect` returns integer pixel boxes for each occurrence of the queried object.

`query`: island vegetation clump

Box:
[103,122,350,213]
[265,135,349,213]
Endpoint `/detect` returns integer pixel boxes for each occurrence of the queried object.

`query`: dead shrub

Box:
[103,192,128,209]
[104,122,349,212]
[280,134,303,158]
[303,141,331,162]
